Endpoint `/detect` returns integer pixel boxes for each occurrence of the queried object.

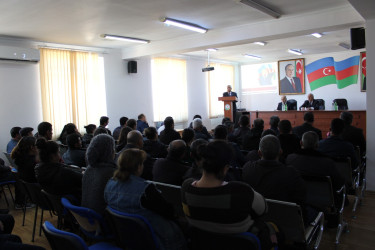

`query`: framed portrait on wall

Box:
[360,51,366,92]
[278,58,305,95]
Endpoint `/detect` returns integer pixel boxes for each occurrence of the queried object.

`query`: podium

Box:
[218,96,238,121]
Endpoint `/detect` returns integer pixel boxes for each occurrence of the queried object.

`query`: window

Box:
[151,58,188,123]
[39,48,107,138]
[208,63,235,118]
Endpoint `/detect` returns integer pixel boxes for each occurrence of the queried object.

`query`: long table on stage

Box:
[248,110,366,139]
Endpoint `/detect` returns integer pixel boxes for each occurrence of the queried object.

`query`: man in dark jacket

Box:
[159,117,181,146]
[340,111,366,155]
[278,120,300,163]
[293,112,322,140]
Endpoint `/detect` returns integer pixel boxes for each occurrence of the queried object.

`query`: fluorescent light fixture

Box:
[311,33,322,38]
[162,17,208,33]
[254,41,267,46]
[103,34,150,44]
[206,48,218,52]
[338,43,350,50]
[244,54,261,60]
[287,49,303,56]
[239,0,281,19]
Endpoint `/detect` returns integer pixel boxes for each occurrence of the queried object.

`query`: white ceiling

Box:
[0,0,369,63]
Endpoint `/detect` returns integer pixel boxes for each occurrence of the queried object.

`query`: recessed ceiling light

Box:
[287,49,303,55]
[311,33,323,38]
[253,41,267,46]
[161,17,208,33]
[206,48,218,52]
[102,34,150,44]
[244,54,261,60]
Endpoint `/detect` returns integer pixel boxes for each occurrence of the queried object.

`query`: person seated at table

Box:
[276,96,292,111]
[299,93,320,110]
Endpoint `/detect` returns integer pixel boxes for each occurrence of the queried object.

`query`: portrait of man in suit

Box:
[279,60,304,95]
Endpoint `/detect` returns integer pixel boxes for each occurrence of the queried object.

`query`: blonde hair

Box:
[114,149,146,181]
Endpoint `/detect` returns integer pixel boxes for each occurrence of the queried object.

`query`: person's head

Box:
[164,116,174,130]
[304,112,314,123]
[278,120,292,134]
[227,85,232,92]
[340,112,353,126]
[114,149,147,181]
[259,135,281,160]
[168,140,186,159]
[94,127,109,136]
[308,93,314,102]
[261,129,276,137]
[66,133,82,149]
[281,95,287,104]
[118,126,133,145]
[10,127,22,140]
[100,116,109,126]
[253,118,264,130]
[127,130,143,149]
[84,124,97,134]
[222,117,231,125]
[197,140,234,180]
[10,136,37,159]
[214,125,227,140]
[126,119,137,130]
[285,64,294,78]
[20,127,34,137]
[192,118,203,130]
[239,115,250,127]
[190,139,208,163]
[182,128,195,145]
[193,115,202,120]
[138,114,146,121]
[65,123,78,134]
[35,138,60,163]
[37,122,53,140]
[119,117,129,127]
[86,134,115,166]
[269,116,280,128]
[301,131,319,150]
[223,121,234,134]
[144,127,158,141]
[330,118,345,136]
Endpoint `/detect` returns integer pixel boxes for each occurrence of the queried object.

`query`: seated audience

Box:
[183,139,208,180]
[269,116,280,136]
[94,127,109,136]
[152,140,189,185]
[6,127,21,153]
[116,126,132,152]
[143,127,168,158]
[82,124,96,145]
[20,127,34,137]
[245,129,276,163]
[37,122,53,140]
[58,123,80,145]
[181,140,272,249]
[82,134,117,215]
[318,118,358,169]
[293,112,322,140]
[159,116,181,146]
[62,133,86,168]
[35,139,82,200]
[181,128,195,164]
[99,116,112,136]
[340,111,366,155]
[278,120,300,162]
[221,117,231,125]
[113,116,128,140]
[242,118,264,151]
[104,148,186,250]
[276,95,292,111]
[192,118,212,141]
[228,115,251,146]
[242,135,306,205]
[189,115,210,136]
[299,93,320,110]
[136,113,149,133]
[126,119,137,130]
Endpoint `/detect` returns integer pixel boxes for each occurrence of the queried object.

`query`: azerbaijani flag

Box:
[305,56,359,90]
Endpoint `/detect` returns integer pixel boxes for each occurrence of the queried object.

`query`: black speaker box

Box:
[128,61,137,73]
[351,27,366,50]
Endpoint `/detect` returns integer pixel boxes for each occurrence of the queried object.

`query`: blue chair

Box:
[105,206,159,250]
[61,198,112,240]
[42,221,121,250]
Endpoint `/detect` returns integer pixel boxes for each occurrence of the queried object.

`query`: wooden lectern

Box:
[218,96,238,121]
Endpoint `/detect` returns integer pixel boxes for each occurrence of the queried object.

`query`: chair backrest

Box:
[22,181,51,210]
[301,175,335,210]
[287,99,297,110]
[41,190,64,217]
[3,152,18,169]
[333,99,348,110]
[315,99,325,110]
[105,206,159,250]
[42,221,87,250]
[146,180,184,217]
[333,157,352,187]
[61,197,110,239]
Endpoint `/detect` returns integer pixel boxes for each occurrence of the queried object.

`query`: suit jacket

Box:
[277,102,293,111]
[292,123,322,140]
[300,100,320,110]
[223,91,238,111]
[342,125,366,155]
[280,77,302,94]
[152,156,189,186]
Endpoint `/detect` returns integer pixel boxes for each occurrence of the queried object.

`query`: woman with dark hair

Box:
[34,139,82,200]
[58,123,79,145]
[181,140,272,249]
[104,149,186,250]
[116,126,132,152]
[82,124,97,146]
[82,134,117,215]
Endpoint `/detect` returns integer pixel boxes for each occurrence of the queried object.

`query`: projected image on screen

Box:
[241,63,278,95]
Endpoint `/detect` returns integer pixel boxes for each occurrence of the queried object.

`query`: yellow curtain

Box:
[39,48,106,138]
[208,63,235,118]
[151,57,188,123]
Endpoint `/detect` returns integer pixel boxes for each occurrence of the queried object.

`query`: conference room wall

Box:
[240,50,366,111]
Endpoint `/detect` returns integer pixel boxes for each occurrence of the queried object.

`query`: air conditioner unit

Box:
[0,46,40,62]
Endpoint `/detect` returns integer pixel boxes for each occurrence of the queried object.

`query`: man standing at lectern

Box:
[223,85,238,122]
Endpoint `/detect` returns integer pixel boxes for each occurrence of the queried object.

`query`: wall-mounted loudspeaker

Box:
[350,27,366,50]
[128,61,137,73]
